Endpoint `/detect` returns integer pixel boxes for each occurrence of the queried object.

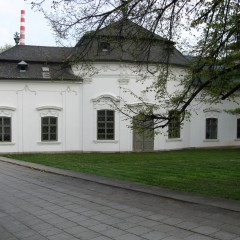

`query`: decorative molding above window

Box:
[16,85,37,95]
[60,86,77,95]
[36,106,62,117]
[92,94,120,109]
[203,108,221,113]
[118,77,129,85]
[0,106,16,116]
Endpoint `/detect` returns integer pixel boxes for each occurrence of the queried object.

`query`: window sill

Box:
[166,138,182,142]
[235,139,240,141]
[93,140,118,144]
[38,141,61,145]
[203,139,219,142]
[0,142,15,146]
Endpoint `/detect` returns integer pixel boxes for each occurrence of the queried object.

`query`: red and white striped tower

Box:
[20,10,25,45]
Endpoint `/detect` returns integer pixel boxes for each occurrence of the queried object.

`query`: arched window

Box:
[97,110,114,140]
[206,118,218,139]
[0,117,11,142]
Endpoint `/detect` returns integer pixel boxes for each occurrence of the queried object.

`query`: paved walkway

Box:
[0,158,240,240]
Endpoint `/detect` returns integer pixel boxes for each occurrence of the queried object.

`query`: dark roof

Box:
[0,61,78,80]
[0,45,74,62]
[77,19,168,43]
[0,45,79,81]
[74,19,188,66]
[0,20,188,81]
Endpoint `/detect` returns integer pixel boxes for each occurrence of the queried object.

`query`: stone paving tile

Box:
[210,230,239,240]
[78,219,100,227]
[47,232,80,240]
[114,233,145,240]
[23,234,49,240]
[111,221,138,230]
[30,222,54,231]
[88,223,113,232]
[113,211,133,219]
[138,219,160,228]
[73,230,100,239]
[161,217,184,225]
[176,221,201,230]
[125,215,146,224]
[91,236,112,240]
[81,210,102,217]
[37,227,64,237]
[147,214,169,221]
[167,228,193,238]
[142,230,169,240]
[64,225,89,235]
[53,220,78,229]
[192,226,220,235]
[127,225,152,235]
[221,224,240,235]
[100,227,127,238]
[12,229,36,239]
[66,215,89,223]
[151,224,176,233]
[99,216,123,225]
[162,237,183,240]
[185,233,215,240]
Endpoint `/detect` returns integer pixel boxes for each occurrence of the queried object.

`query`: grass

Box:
[4,148,240,200]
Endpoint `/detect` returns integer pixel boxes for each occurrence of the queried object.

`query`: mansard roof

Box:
[77,19,168,43]
[74,19,188,66]
[0,45,74,62]
[0,45,78,81]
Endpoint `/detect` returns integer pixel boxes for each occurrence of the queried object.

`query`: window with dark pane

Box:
[0,117,11,142]
[206,118,218,139]
[237,119,240,139]
[41,116,57,141]
[168,110,180,139]
[97,110,114,140]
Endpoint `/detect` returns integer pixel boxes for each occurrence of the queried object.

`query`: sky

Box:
[0,0,57,47]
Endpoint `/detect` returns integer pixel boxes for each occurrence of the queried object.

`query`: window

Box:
[97,110,114,140]
[41,116,57,141]
[237,119,240,139]
[206,118,218,139]
[0,117,11,142]
[168,111,180,139]
[99,42,110,52]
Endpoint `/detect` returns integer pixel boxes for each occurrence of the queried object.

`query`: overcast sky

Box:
[0,0,57,47]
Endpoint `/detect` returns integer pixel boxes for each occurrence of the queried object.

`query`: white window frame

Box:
[97,109,115,140]
[203,108,220,142]
[92,94,119,143]
[0,106,16,145]
[36,106,62,144]
[168,110,181,139]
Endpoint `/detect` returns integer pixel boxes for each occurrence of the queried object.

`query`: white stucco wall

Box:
[0,62,239,153]
[0,81,82,153]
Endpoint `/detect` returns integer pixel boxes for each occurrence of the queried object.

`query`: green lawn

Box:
[4,148,240,200]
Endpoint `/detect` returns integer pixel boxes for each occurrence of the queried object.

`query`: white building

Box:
[0,20,239,153]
